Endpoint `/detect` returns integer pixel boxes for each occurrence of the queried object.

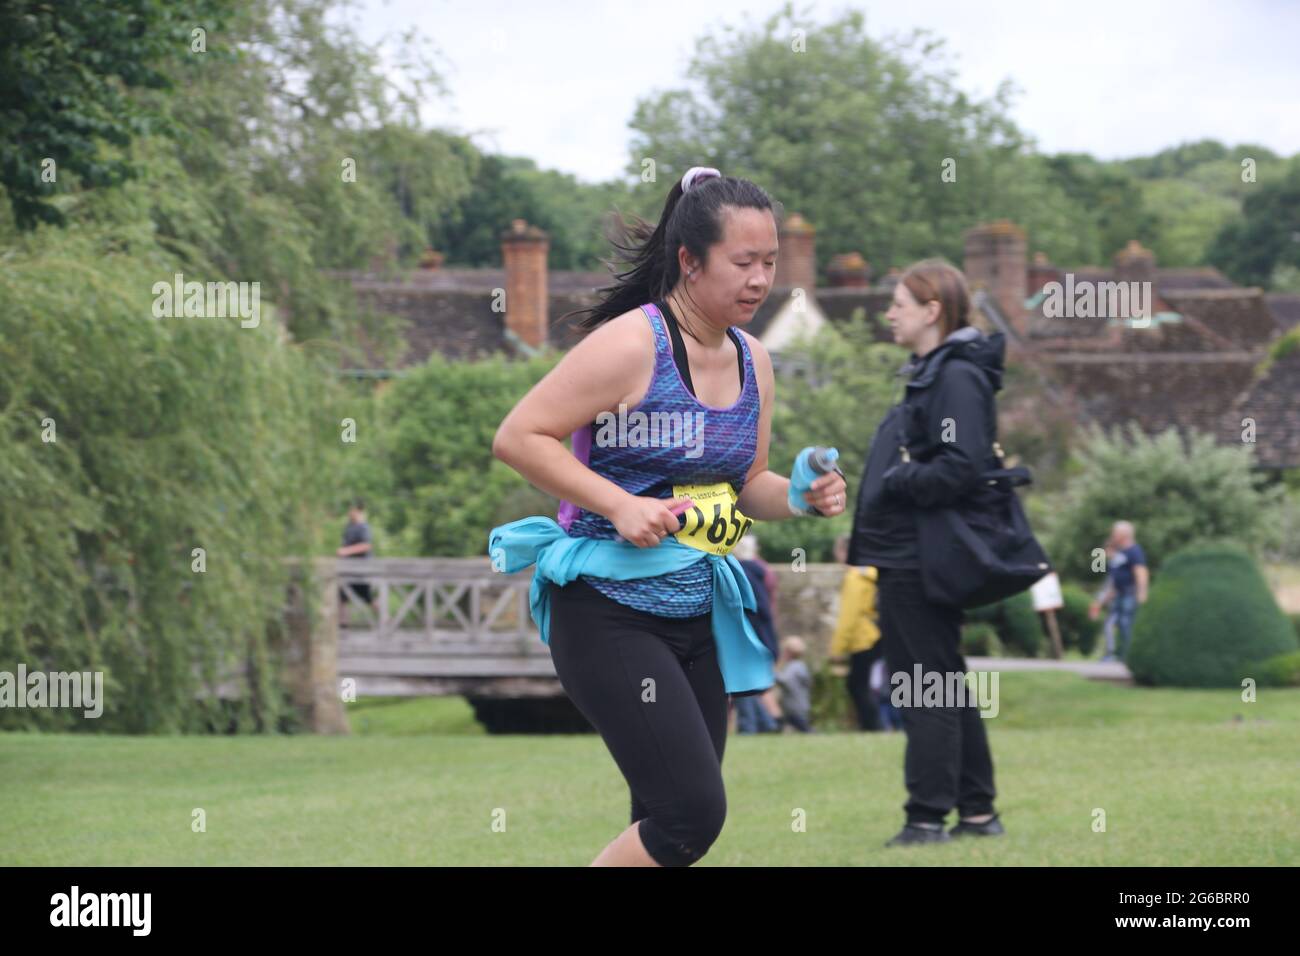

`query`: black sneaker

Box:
[949,813,1005,837]
[885,823,951,847]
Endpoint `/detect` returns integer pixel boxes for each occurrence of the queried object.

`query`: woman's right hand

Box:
[611,495,695,548]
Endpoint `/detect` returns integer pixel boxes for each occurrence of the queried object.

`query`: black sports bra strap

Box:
[657,300,743,399]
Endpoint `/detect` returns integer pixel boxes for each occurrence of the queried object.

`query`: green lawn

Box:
[3,673,1297,866]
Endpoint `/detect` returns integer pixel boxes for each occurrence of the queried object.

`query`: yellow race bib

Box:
[671,482,754,556]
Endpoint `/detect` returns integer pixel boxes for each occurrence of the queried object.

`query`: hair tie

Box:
[681,166,721,193]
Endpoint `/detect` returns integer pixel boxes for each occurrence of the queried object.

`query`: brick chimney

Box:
[1112,239,1159,322]
[1027,251,1058,294]
[1113,239,1156,288]
[501,219,549,349]
[827,252,871,287]
[964,220,1027,336]
[776,213,816,293]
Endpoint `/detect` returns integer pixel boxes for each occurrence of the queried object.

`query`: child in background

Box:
[775,636,813,733]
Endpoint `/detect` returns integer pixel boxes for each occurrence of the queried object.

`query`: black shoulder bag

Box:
[912,439,1053,611]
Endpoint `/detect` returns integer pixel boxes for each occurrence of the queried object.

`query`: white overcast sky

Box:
[352,0,1300,184]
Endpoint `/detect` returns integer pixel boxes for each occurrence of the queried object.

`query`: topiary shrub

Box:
[1127,542,1296,686]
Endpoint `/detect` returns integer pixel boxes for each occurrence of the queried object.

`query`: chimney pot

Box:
[1112,239,1157,319]
[827,252,871,287]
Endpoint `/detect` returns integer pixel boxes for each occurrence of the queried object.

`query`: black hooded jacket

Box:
[846,326,1006,569]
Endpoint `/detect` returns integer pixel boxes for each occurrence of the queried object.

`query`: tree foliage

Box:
[0,220,346,732]
[1209,157,1300,289]
[623,4,1109,272]
[0,0,227,227]
[1043,424,1289,585]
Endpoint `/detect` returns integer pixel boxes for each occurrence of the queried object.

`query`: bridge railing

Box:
[336,557,539,641]
[327,558,557,701]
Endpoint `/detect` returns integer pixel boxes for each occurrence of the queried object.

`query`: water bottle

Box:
[788,445,840,516]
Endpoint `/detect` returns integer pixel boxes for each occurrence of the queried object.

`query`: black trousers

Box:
[877,567,997,826]
[547,577,729,866]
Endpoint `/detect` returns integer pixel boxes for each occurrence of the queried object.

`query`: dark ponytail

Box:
[564,173,780,334]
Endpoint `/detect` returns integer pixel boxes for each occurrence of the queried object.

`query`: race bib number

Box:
[672,482,753,556]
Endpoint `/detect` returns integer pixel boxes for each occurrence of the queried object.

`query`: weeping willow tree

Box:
[0,212,348,733]
[0,0,481,732]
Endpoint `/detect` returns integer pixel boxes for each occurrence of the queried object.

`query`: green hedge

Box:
[966,591,1044,657]
[1252,650,1300,688]
[961,622,1001,657]
[961,582,1099,658]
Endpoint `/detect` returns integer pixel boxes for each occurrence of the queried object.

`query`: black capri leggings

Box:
[547,576,729,867]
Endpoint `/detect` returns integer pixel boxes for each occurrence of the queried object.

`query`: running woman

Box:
[489,167,846,866]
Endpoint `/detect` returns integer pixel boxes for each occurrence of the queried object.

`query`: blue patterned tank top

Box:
[556,301,761,617]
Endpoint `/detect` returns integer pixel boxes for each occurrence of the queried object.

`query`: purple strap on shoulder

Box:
[556,423,593,530]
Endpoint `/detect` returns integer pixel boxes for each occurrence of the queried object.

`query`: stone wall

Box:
[768,563,852,667]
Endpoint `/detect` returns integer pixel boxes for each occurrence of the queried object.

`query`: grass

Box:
[2,673,1297,866]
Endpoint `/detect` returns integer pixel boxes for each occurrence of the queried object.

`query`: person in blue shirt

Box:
[1089,521,1149,662]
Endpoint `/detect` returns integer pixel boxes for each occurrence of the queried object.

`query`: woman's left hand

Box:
[804,470,848,516]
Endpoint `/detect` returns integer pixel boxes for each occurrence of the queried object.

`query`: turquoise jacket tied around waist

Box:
[487,516,774,694]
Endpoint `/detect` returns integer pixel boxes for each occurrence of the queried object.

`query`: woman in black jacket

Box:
[847,259,1005,847]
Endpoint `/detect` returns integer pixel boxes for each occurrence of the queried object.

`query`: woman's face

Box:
[886,280,939,351]
[688,206,778,327]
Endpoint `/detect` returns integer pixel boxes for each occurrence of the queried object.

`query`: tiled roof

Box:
[1156,267,1235,291]
[1220,345,1300,469]
[1159,289,1277,350]
[336,262,1300,469]
[1026,265,1234,294]
[1023,285,1277,353]
[1266,294,1300,335]
[349,287,504,366]
[1044,353,1261,446]
[343,267,610,294]
[814,288,895,341]
[341,262,615,365]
